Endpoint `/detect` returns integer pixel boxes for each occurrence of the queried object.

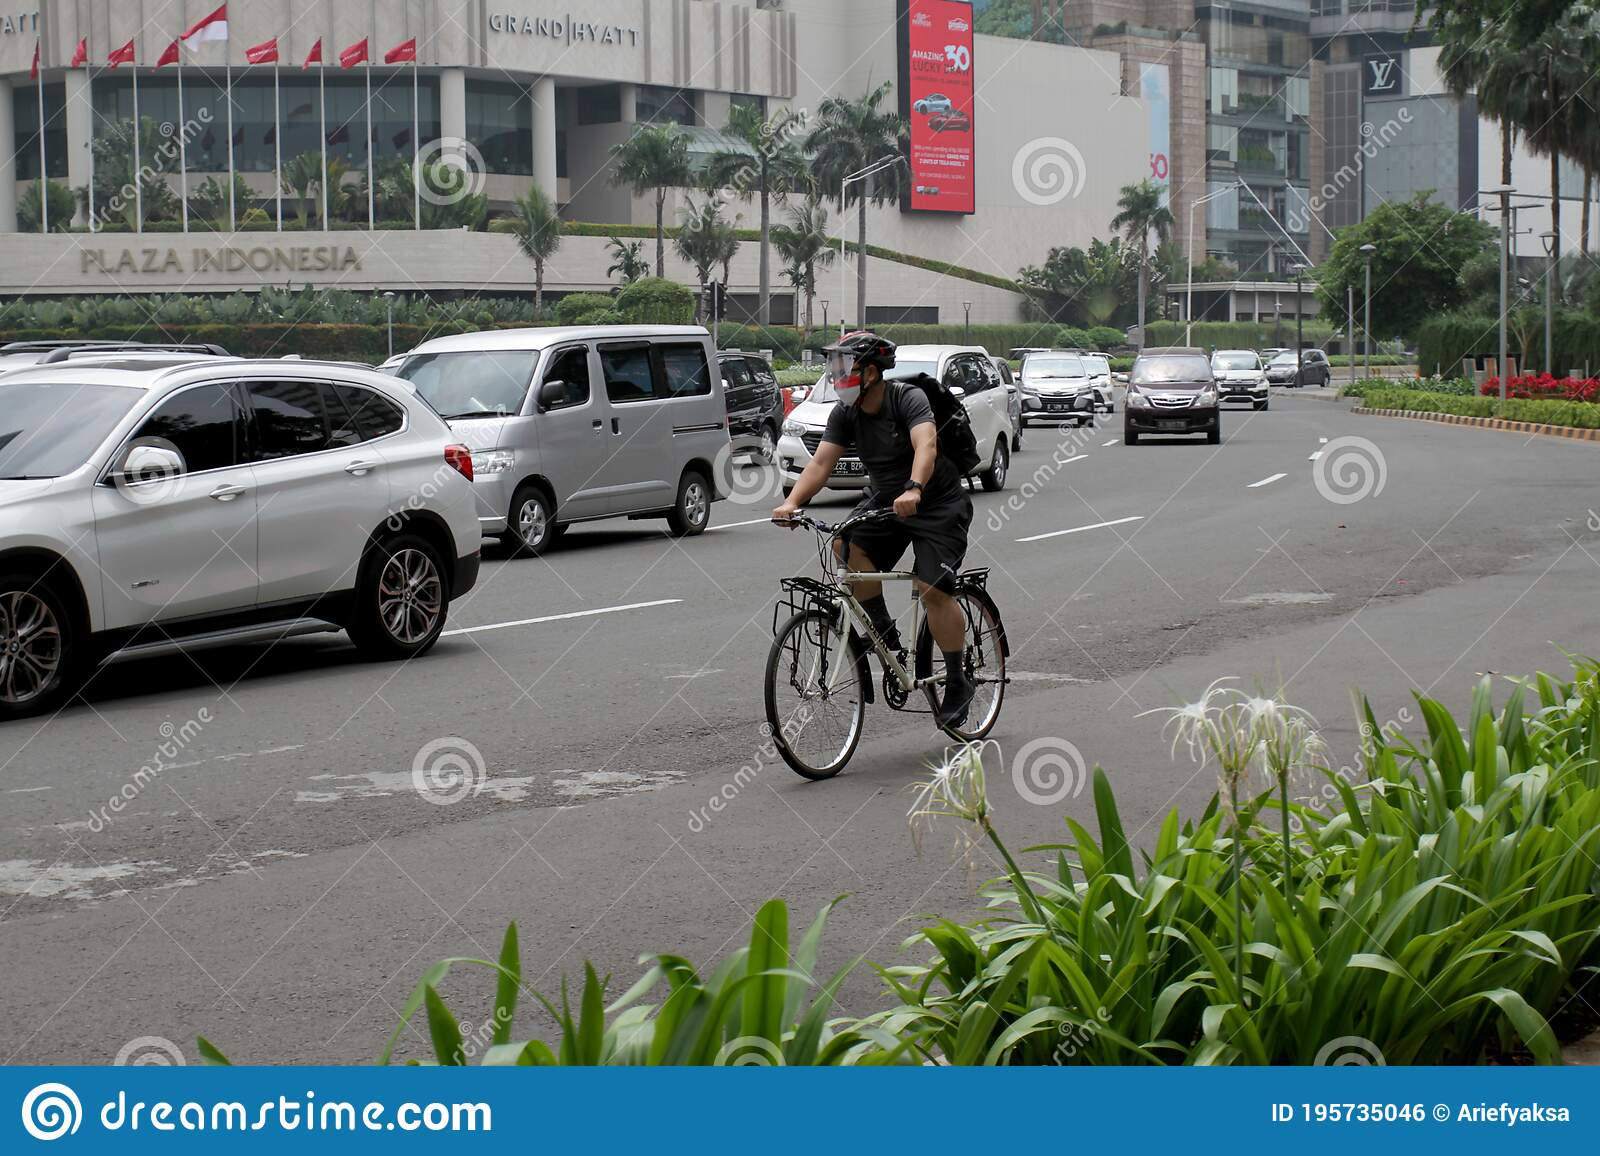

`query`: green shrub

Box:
[1416,310,1600,379]
[1359,387,1600,428]
[1342,375,1475,399]
[614,277,695,325]
[553,293,617,327]
[1145,319,1336,350]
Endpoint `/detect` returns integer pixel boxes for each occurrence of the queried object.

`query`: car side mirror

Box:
[537,379,568,410]
[948,386,966,400]
[115,443,184,486]
[721,378,733,392]
[1114,372,1130,384]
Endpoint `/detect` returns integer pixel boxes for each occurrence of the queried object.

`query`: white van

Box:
[395,326,731,555]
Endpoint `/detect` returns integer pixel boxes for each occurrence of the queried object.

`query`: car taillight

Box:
[445,444,473,481]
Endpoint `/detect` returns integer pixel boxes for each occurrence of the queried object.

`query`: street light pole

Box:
[963,300,972,341]
[1359,243,1376,380]
[1346,285,1354,386]
[383,291,396,359]
[821,300,829,335]
[1293,264,1306,385]
[1540,229,1557,375]
[1185,182,1238,345]
[1481,185,1515,403]
[838,154,904,335]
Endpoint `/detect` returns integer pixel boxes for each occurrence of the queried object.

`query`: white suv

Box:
[777,345,1015,493]
[0,356,481,720]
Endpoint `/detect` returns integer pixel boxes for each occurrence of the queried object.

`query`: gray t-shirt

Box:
[821,384,957,500]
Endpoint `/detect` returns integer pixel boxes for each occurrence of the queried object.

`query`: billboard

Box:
[899,0,976,214]
[1140,63,1171,196]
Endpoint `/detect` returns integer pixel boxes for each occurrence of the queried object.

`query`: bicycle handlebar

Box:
[772,507,896,537]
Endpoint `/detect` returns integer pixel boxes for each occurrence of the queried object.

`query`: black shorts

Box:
[842,490,973,593]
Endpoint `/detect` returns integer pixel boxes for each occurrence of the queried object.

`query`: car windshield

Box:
[810,360,936,403]
[1269,352,1302,367]
[1131,355,1210,385]
[396,350,537,418]
[1023,356,1085,379]
[1082,356,1109,374]
[1213,353,1259,370]
[0,382,143,478]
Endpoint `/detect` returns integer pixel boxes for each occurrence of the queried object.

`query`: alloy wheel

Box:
[0,590,63,706]
[377,549,443,645]
[517,496,549,549]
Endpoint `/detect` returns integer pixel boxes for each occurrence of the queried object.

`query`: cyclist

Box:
[772,332,977,728]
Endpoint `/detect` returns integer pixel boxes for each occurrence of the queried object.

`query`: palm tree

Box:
[606,236,649,286]
[1110,180,1173,347]
[771,194,834,331]
[282,152,321,228]
[675,196,739,313]
[807,82,906,330]
[608,124,692,278]
[509,184,563,316]
[706,105,808,326]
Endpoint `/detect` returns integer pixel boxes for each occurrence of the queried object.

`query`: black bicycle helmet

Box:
[822,331,897,372]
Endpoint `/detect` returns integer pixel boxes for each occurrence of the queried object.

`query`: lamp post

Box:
[383,291,396,359]
[1359,243,1376,380]
[1292,263,1307,386]
[963,300,972,341]
[1185,181,1240,345]
[1346,285,1355,387]
[821,300,829,334]
[1540,229,1557,375]
[1480,185,1515,402]
[839,153,905,334]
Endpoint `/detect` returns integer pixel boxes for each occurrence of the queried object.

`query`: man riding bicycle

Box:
[772,332,978,728]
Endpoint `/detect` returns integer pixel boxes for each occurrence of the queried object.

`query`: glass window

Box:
[397,351,535,418]
[746,358,777,385]
[637,85,696,126]
[12,83,68,180]
[730,94,767,117]
[720,358,752,387]
[577,85,621,126]
[1021,356,1085,380]
[1131,355,1211,385]
[466,81,532,175]
[0,383,142,478]
[600,345,656,403]
[656,344,712,398]
[335,385,405,440]
[325,388,365,447]
[541,347,592,409]
[130,384,244,474]
[247,380,332,459]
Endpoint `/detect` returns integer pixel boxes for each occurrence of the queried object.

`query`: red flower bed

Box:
[1480,373,1600,403]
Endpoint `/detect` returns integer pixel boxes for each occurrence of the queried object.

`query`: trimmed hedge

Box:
[1342,376,1476,399]
[1416,311,1600,378]
[1145,319,1337,350]
[0,321,535,363]
[613,278,695,325]
[1360,386,1600,429]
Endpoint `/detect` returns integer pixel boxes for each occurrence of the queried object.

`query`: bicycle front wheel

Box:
[917,586,1007,742]
[765,608,869,780]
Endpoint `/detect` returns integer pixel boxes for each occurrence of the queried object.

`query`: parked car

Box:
[1265,348,1331,388]
[777,345,1016,494]
[394,326,729,556]
[914,92,955,116]
[928,110,971,133]
[1124,346,1221,445]
[1017,351,1100,426]
[1080,352,1116,413]
[718,350,784,462]
[1210,349,1270,410]
[0,356,482,720]
[990,355,1023,452]
[0,340,231,376]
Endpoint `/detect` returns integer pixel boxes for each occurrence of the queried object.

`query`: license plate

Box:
[833,460,866,477]
[1046,400,1073,412]
[1158,421,1189,432]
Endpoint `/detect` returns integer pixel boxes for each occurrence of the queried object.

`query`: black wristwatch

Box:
[905,480,925,493]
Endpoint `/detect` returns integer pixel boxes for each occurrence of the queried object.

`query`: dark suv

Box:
[1124,347,1221,446]
[718,350,784,461]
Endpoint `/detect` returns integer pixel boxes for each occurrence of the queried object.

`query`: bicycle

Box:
[764,508,1010,780]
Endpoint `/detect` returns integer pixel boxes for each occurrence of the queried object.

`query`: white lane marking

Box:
[1017,515,1144,543]
[1103,439,1120,447]
[7,786,52,794]
[1309,451,1322,460]
[1319,437,1329,443]
[444,599,683,637]
[709,517,776,531]
[1248,473,1287,488]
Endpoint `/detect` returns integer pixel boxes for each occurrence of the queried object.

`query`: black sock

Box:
[861,594,896,638]
[943,649,970,688]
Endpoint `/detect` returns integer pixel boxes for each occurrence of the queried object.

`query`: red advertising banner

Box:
[901,0,975,214]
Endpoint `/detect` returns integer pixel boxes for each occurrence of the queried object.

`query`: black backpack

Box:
[891,374,983,476]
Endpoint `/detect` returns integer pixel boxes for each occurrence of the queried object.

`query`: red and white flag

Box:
[339,38,369,69]
[245,38,279,65]
[181,5,229,44]
[303,39,322,69]
[384,38,417,64]
[155,40,181,68]
[70,38,88,68]
[107,39,136,67]
[29,40,38,80]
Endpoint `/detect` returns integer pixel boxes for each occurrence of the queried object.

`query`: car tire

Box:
[756,423,779,464]
[347,534,450,660]
[1254,398,1270,411]
[0,573,82,722]
[506,484,563,557]
[1207,422,1222,445]
[1124,428,1140,446]
[666,469,713,536]
[980,439,1009,492]
[1011,429,1022,453]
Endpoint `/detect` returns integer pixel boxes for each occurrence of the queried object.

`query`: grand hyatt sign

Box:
[487,12,641,47]
[80,244,364,276]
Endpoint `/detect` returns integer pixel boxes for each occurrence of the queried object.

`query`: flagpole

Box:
[412,57,419,229]
[177,61,188,232]
[132,63,142,232]
[319,56,329,229]
[225,61,236,231]
[274,59,282,231]
[365,58,374,229]
[86,46,96,233]
[36,44,47,234]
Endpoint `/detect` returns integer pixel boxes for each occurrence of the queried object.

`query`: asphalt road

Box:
[3,390,1599,1063]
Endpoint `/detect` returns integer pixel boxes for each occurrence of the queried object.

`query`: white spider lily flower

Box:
[1248,693,1326,784]
[1141,679,1264,791]
[908,741,992,850]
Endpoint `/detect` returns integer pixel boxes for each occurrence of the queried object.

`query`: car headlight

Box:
[1126,389,1150,409]
[781,419,809,438]
[471,449,515,476]
[1199,385,1218,402]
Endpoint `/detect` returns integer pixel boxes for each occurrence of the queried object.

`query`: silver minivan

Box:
[395,325,731,554]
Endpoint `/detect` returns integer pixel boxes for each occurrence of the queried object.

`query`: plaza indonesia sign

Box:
[487,12,641,47]
[79,244,364,276]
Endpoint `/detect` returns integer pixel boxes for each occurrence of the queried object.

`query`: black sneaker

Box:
[938,673,978,729]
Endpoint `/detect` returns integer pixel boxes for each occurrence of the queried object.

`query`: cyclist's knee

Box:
[917,581,953,607]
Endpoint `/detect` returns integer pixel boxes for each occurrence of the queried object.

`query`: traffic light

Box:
[708,282,728,322]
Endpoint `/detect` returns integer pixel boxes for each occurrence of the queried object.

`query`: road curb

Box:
[1352,405,1600,443]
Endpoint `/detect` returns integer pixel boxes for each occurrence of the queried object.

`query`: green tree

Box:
[706,105,808,326]
[81,117,180,229]
[806,82,906,330]
[1110,180,1173,346]
[1315,193,1495,338]
[608,125,692,278]
[18,180,74,232]
[771,194,835,331]
[606,236,649,286]
[282,151,322,228]
[509,184,563,316]
[675,195,740,315]
[1019,238,1140,328]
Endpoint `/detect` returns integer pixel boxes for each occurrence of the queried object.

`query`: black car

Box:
[718,351,785,461]
[1264,348,1332,388]
[1123,347,1221,446]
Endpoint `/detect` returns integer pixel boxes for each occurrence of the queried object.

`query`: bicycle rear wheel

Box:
[917,586,1007,741]
[765,608,869,780]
